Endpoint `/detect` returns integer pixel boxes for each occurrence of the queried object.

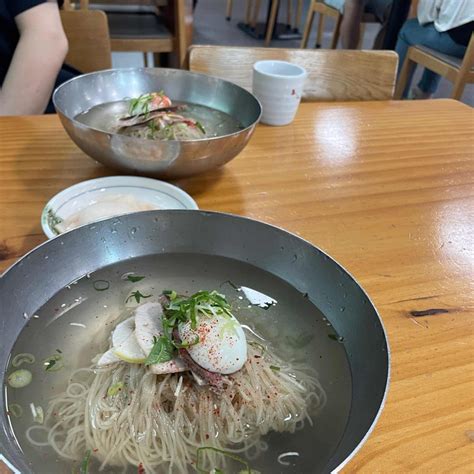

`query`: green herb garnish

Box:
[173,334,200,349]
[145,336,175,365]
[269,365,280,372]
[128,93,153,117]
[196,447,252,474]
[107,382,124,397]
[147,119,159,139]
[126,275,145,283]
[195,121,206,134]
[43,354,64,372]
[80,449,91,474]
[126,290,152,304]
[163,290,232,335]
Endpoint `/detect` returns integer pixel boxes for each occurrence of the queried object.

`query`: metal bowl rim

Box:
[52,67,263,144]
[0,209,390,472]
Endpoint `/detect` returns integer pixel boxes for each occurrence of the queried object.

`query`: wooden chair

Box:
[66,0,188,69]
[300,0,380,49]
[188,45,398,101]
[226,1,304,46]
[60,3,112,72]
[395,34,474,100]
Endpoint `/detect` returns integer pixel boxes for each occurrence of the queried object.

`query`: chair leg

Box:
[300,6,315,49]
[287,0,292,29]
[316,13,325,48]
[264,0,279,46]
[293,0,303,32]
[394,56,416,99]
[226,0,233,21]
[250,0,261,29]
[331,14,342,49]
[451,75,467,100]
[245,0,253,25]
[357,22,366,49]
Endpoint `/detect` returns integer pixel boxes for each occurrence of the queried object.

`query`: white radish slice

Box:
[96,349,120,367]
[112,317,146,364]
[134,302,186,374]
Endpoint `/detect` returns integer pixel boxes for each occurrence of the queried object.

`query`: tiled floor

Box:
[112,0,473,106]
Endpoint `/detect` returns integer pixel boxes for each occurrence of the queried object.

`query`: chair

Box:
[65,0,188,69]
[60,6,112,72]
[300,0,380,49]
[188,45,398,101]
[226,1,304,46]
[395,34,474,100]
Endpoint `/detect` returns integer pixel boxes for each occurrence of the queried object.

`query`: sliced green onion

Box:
[269,365,280,372]
[43,354,64,372]
[93,280,110,291]
[8,403,23,418]
[7,369,32,388]
[126,275,145,283]
[80,449,92,474]
[12,353,36,368]
[107,382,124,397]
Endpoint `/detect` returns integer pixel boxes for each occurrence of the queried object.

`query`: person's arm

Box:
[0,2,68,116]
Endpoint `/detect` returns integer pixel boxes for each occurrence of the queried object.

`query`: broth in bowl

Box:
[5,253,351,474]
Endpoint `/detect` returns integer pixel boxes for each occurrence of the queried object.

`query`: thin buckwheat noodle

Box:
[27,339,326,473]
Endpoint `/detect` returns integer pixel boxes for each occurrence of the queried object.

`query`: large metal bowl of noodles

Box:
[0,211,389,474]
[53,68,261,179]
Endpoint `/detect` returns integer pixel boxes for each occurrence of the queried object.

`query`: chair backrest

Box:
[60,9,112,73]
[188,45,398,101]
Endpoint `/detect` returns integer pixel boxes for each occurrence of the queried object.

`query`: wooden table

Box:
[0,99,473,472]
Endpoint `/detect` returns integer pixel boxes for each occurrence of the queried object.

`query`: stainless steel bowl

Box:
[0,210,389,474]
[53,68,261,179]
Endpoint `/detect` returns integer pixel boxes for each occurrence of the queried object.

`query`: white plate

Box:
[41,176,198,239]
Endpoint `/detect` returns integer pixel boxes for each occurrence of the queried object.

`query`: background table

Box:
[0,99,473,472]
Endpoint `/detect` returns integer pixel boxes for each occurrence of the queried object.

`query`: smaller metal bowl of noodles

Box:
[53,68,262,179]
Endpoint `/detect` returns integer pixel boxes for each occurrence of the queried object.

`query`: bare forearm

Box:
[0,31,68,115]
[0,2,68,116]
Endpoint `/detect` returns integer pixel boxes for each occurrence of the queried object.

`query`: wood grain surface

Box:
[189,45,398,101]
[0,100,473,472]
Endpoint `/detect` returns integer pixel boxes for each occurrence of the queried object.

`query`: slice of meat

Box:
[172,328,227,391]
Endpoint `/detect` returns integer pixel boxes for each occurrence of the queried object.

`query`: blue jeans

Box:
[395,18,467,97]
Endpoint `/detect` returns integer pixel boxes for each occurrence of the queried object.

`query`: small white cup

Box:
[252,60,307,126]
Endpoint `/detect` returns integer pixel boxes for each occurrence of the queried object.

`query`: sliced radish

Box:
[97,349,120,367]
[112,317,146,364]
[134,302,186,374]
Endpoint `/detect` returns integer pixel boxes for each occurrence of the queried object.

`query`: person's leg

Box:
[415,33,467,95]
[368,0,393,49]
[340,0,367,49]
[395,19,468,97]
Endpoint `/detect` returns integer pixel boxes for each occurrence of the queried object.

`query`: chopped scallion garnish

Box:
[126,275,145,283]
[79,449,91,474]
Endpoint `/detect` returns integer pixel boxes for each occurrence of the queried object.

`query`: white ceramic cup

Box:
[252,60,307,126]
